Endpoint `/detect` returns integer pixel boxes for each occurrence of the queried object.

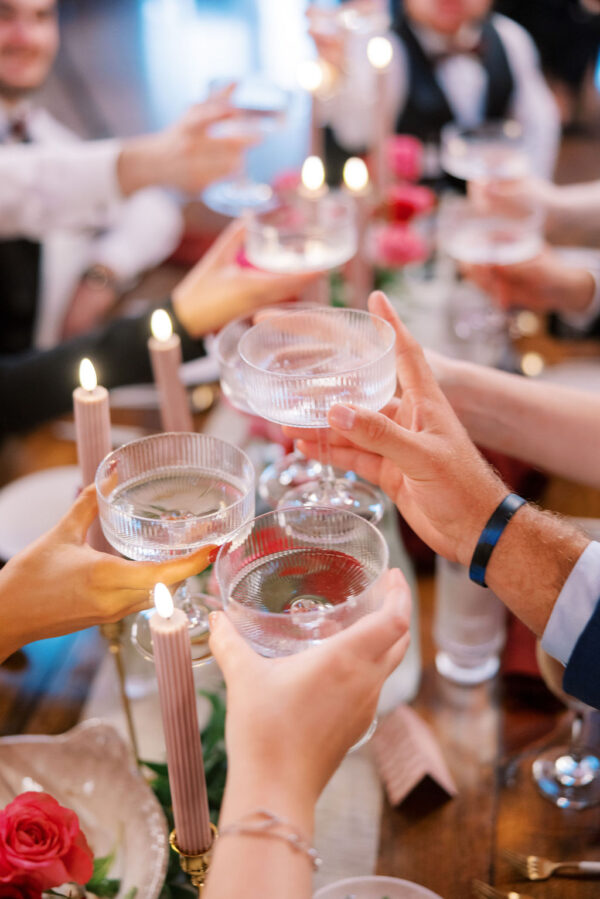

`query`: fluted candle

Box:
[148,309,194,433]
[150,583,212,854]
[73,358,112,551]
[367,36,393,196]
[343,157,374,309]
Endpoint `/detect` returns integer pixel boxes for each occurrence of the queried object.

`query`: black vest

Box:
[0,126,42,354]
[324,14,515,186]
[394,14,514,144]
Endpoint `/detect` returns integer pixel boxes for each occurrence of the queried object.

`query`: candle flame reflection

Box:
[343,157,369,192]
[79,358,97,392]
[301,156,325,192]
[151,308,173,342]
[154,582,174,619]
[297,59,324,93]
[367,36,393,70]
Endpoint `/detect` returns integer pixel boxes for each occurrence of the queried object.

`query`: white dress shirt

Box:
[320,13,560,179]
[0,103,183,348]
[542,540,600,665]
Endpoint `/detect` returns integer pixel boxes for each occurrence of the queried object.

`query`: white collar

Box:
[411,21,483,56]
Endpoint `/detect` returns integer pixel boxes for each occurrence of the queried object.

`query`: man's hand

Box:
[61,265,119,339]
[117,86,256,196]
[284,291,507,567]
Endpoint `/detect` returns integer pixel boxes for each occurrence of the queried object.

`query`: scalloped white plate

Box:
[314,876,444,899]
[0,720,168,898]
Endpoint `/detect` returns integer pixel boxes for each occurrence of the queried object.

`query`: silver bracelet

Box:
[219,808,322,870]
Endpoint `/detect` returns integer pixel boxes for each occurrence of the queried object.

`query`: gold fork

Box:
[472,879,535,899]
[503,848,600,880]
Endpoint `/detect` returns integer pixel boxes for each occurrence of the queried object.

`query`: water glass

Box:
[433,555,506,685]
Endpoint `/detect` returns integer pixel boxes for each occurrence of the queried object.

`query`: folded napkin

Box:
[372,705,457,807]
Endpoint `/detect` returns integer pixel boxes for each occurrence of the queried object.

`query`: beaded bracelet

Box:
[469,493,526,587]
[219,809,322,870]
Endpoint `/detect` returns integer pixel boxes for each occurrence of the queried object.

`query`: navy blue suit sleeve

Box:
[563,596,600,709]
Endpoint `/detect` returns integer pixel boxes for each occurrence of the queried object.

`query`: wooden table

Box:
[2,385,600,899]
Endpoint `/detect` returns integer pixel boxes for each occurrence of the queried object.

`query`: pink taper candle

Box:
[343,157,374,309]
[367,36,394,196]
[150,583,212,854]
[148,309,194,433]
[73,358,112,551]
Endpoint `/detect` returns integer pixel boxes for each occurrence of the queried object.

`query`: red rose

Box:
[385,184,436,223]
[272,169,301,200]
[386,135,423,182]
[0,882,42,898]
[371,223,429,268]
[0,792,93,891]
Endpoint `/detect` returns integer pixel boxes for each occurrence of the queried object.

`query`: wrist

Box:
[117,134,164,196]
[566,267,596,314]
[222,763,317,832]
[456,478,508,569]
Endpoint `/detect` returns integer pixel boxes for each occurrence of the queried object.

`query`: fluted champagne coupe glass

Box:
[532,642,600,809]
[96,432,255,665]
[239,307,396,522]
[216,505,389,747]
[215,310,322,507]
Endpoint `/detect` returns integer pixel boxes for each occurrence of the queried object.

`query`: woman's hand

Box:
[209,567,411,805]
[172,220,324,336]
[0,486,216,660]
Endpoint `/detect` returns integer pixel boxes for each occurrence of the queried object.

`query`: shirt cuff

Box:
[559,267,600,331]
[541,539,600,665]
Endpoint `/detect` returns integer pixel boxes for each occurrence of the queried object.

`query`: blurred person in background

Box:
[310,0,560,183]
[495,0,600,131]
[0,0,252,350]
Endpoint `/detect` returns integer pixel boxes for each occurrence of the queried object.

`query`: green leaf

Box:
[140,760,169,777]
[86,849,116,886]
[86,878,120,897]
[123,889,138,899]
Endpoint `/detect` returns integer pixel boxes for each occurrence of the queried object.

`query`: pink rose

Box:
[0,882,42,898]
[0,793,93,891]
[271,169,301,200]
[386,135,424,182]
[385,184,435,223]
[371,223,429,268]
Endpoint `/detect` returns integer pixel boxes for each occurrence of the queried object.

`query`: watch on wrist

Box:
[81,264,119,292]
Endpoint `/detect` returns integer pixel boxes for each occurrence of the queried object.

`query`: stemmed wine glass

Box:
[202,78,289,218]
[532,642,600,809]
[215,309,322,508]
[95,432,255,665]
[216,505,389,746]
[238,307,396,522]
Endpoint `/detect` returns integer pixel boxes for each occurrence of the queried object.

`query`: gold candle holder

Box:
[170,824,218,896]
[99,620,140,763]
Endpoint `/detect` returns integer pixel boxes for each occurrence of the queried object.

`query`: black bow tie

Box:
[430,37,485,65]
[1,115,30,143]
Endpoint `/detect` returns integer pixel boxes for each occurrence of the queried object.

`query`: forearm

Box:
[443,361,600,488]
[477,503,589,637]
[205,765,315,899]
[549,181,600,229]
[0,300,203,435]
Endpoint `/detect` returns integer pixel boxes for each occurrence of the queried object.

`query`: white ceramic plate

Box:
[0,720,169,898]
[0,464,80,559]
[314,875,444,899]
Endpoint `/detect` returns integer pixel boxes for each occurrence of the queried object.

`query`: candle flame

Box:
[367,36,393,70]
[79,358,97,392]
[151,308,173,342]
[301,156,325,192]
[297,59,324,93]
[154,582,174,619]
[343,157,369,192]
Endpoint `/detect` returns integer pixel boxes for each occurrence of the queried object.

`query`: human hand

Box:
[0,486,217,660]
[61,269,119,340]
[172,220,324,336]
[284,292,507,567]
[117,86,256,196]
[209,567,410,803]
[462,246,595,315]
[468,175,558,218]
[306,6,346,72]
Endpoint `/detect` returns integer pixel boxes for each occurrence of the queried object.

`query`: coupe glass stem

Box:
[316,427,337,494]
